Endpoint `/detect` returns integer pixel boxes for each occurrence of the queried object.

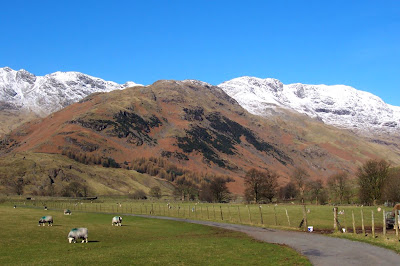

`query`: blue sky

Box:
[1,1,399,105]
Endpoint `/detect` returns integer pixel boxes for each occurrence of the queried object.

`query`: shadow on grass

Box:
[88,240,100,243]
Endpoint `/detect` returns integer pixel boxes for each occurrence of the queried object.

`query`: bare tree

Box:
[199,182,213,202]
[9,177,24,195]
[244,168,278,203]
[149,186,162,199]
[308,179,327,204]
[291,167,310,203]
[382,168,400,204]
[327,172,350,204]
[357,159,390,205]
[209,177,231,203]
[173,178,198,201]
[278,182,298,201]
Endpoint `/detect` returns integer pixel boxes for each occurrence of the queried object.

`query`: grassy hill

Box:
[0,152,174,196]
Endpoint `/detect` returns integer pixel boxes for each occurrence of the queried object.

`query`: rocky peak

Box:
[218,76,400,135]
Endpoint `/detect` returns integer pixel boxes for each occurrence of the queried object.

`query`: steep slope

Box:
[0,152,174,196]
[218,76,400,135]
[2,80,400,195]
[0,67,139,135]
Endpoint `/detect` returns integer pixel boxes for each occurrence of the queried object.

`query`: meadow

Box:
[5,196,400,257]
[0,204,310,265]
[13,197,393,231]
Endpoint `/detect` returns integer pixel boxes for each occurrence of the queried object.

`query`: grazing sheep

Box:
[64,209,72,215]
[38,216,53,226]
[68,228,88,243]
[112,216,122,226]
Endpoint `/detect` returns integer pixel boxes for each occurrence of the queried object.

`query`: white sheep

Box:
[112,216,122,226]
[38,216,53,226]
[68,228,88,243]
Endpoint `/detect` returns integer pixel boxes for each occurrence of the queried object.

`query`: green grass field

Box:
[0,205,310,265]
[13,198,392,230]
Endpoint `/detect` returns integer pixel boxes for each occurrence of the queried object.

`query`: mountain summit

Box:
[218,76,400,135]
[0,67,139,116]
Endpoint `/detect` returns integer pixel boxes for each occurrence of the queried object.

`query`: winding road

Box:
[132,214,400,266]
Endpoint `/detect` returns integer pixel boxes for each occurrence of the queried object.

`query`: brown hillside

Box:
[1,80,399,194]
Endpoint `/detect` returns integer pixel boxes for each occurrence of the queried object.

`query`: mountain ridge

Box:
[2,66,398,138]
[0,67,140,116]
[218,76,400,135]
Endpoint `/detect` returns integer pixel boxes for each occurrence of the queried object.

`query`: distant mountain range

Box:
[218,76,400,135]
[0,67,139,116]
[1,67,398,136]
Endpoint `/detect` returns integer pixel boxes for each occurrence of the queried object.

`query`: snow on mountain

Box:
[218,76,400,133]
[0,67,141,116]
[2,66,398,135]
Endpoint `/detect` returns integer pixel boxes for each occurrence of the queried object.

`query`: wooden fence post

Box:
[201,206,203,219]
[302,205,308,231]
[247,205,252,224]
[285,208,291,227]
[213,205,216,219]
[395,210,399,239]
[228,206,232,221]
[361,209,365,235]
[352,211,356,234]
[207,206,209,220]
[220,206,223,220]
[333,207,338,231]
[238,206,242,223]
[259,206,263,225]
[371,210,375,238]
[343,210,347,233]
[273,205,278,226]
[383,210,386,237]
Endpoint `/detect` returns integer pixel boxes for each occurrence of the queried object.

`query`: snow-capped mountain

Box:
[2,66,399,135]
[0,67,140,116]
[218,76,400,134]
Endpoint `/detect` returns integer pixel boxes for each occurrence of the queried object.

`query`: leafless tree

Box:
[308,179,327,204]
[291,167,310,203]
[244,168,278,203]
[9,177,24,195]
[382,168,400,204]
[209,177,231,203]
[357,159,390,205]
[278,182,298,201]
[327,172,350,204]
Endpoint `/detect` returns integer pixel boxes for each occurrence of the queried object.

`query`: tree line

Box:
[61,149,120,168]
[244,158,400,206]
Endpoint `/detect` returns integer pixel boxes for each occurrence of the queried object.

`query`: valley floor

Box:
[0,205,310,265]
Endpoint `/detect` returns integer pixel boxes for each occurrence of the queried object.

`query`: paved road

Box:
[131,214,400,266]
